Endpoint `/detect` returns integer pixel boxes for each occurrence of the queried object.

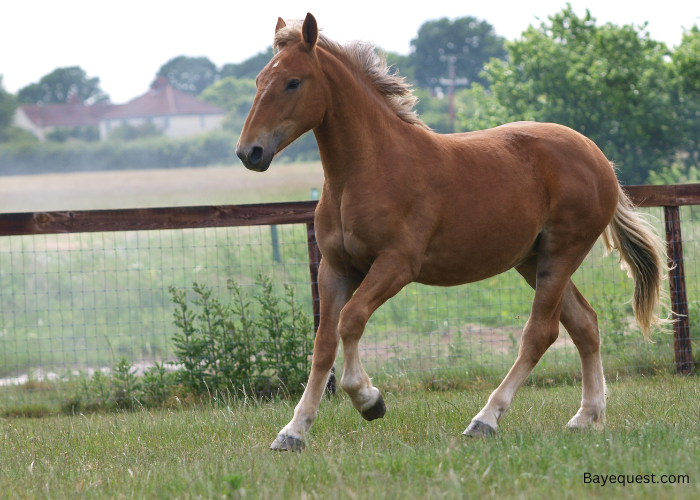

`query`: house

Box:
[13,101,110,141]
[98,78,225,140]
[14,78,226,141]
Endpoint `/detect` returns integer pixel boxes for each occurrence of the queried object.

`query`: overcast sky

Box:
[2,0,699,103]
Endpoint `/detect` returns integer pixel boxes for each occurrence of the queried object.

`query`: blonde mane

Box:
[273,21,429,130]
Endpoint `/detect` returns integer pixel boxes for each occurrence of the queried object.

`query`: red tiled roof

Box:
[101,79,224,120]
[19,102,111,127]
[19,79,224,127]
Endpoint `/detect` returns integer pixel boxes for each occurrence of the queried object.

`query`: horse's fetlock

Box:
[340,375,362,396]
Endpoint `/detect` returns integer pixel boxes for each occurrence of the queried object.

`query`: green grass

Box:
[1,373,699,499]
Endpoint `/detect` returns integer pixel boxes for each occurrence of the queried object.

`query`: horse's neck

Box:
[313,51,420,194]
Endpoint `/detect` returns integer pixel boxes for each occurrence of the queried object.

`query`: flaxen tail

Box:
[601,185,670,340]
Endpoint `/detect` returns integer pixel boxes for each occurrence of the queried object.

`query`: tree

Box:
[220,47,274,80]
[157,56,217,95]
[410,17,506,89]
[0,76,16,133]
[461,7,681,184]
[17,67,109,104]
[672,26,700,171]
[384,51,415,82]
[200,77,257,133]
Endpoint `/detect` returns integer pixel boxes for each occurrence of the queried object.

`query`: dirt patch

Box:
[360,323,573,361]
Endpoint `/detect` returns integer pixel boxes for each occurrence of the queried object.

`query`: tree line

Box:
[1,6,699,184]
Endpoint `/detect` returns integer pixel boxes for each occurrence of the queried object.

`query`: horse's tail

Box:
[601,185,670,340]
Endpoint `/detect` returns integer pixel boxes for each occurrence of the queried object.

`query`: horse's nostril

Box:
[250,146,263,164]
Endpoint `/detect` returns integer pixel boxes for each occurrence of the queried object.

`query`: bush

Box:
[0,127,319,175]
[46,125,100,142]
[61,275,314,413]
[0,129,238,175]
[169,275,313,394]
[108,123,161,141]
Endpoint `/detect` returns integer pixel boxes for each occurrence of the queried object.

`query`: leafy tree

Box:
[220,47,274,80]
[200,77,256,133]
[410,17,506,89]
[157,56,217,95]
[385,51,415,82]
[0,76,17,136]
[461,7,681,184]
[17,67,109,104]
[672,26,700,172]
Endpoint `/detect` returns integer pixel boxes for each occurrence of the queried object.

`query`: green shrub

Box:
[0,128,319,175]
[168,275,313,394]
[108,123,161,141]
[0,130,238,175]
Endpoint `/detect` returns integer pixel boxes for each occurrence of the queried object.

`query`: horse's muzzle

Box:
[236,144,273,172]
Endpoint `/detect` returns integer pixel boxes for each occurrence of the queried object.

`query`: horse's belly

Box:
[415,220,540,286]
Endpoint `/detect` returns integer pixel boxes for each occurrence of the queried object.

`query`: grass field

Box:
[0,162,325,212]
[1,373,698,499]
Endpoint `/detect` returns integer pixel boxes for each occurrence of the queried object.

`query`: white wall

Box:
[99,114,225,140]
[13,109,48,141]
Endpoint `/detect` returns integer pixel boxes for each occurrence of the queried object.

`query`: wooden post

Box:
[306,222,336,393]
[663,206,693,374]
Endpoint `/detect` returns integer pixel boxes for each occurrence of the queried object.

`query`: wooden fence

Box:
[0,184,697,375]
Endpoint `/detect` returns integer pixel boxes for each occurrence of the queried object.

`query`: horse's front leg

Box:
[270,260,355,451]
[337,253,417,420]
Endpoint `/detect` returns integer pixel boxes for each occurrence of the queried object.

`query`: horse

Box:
[236,13,667,451]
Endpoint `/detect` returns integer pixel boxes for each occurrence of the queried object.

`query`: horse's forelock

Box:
[272,21,428,130]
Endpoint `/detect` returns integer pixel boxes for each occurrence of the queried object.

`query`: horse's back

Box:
[415,122,619,285]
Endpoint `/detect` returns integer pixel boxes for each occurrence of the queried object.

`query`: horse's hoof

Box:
[360,394,387,421]
[269,434,305,452]
[566,420,605,432]
[463,420,496,438]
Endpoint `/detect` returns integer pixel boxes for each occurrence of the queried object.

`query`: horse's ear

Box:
[275,17,286,34]
[301,13,318,51]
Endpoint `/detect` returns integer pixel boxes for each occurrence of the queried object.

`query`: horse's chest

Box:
[316,213,378,274]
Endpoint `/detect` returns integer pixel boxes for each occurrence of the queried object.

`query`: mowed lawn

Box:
[1,373,699,499]
[0,161,325,213]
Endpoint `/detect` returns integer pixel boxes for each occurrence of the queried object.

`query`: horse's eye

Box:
[286,79,300,91]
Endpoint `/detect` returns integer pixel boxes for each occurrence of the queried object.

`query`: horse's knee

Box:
[338,302,370,341]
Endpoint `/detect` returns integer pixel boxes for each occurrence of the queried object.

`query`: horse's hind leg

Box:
[560,284,606,429]
[464,241,592,437]
[512,257,606,430]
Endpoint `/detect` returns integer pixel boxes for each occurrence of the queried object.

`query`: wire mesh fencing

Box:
[0,191,697,414]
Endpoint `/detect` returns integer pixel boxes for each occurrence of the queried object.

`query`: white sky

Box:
[1,0,699,103]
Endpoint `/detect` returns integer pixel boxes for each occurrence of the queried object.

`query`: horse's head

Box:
[236,13,328,172]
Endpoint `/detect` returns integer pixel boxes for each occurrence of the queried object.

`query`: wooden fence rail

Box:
[0,184,697,374]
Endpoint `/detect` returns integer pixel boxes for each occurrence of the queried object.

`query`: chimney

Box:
[151,77,169,91]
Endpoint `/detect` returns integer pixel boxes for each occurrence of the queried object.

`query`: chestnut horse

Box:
[236,14,666,451]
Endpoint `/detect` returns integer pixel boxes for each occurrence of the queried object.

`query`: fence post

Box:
[306,222,336,393]
[270,225,281,263]
[663,206,693,374]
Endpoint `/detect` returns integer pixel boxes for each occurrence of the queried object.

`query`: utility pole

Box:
[439,55,468,133]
